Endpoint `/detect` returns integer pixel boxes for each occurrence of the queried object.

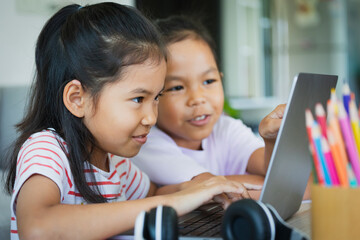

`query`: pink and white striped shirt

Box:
[10,129,150,240]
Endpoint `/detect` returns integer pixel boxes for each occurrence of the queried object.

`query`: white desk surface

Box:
[287,201,311,238]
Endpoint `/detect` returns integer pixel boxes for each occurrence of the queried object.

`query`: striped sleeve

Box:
[113,157,150,200]
[12,131,71,214]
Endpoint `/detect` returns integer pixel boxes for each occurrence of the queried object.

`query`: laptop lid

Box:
[259,72,338,220]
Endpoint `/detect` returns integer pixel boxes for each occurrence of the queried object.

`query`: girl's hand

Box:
[184,172,262,207]
[168,176,261,216]
[212,183,262,209]
[258,104,286,141]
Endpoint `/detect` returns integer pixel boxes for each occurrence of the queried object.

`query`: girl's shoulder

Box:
[22,128,68,153]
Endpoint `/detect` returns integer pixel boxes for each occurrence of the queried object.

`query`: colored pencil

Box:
[315,103,327,138]
[330,88,338,115]
[338,103,360,183]
[347,163,358,187]
[349,99,360,154]
[321,136,340,185]
[327,100,350,174]
[308,144,319,184]
[312,121,332,186]
[305,109,324,185]
[342,82,351,115]
[326,128,349,186]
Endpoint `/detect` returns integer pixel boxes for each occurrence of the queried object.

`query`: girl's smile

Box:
[132,133,149,144]
[188,114,211,126]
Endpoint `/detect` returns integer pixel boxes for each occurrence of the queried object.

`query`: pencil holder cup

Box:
[311,184,360,240]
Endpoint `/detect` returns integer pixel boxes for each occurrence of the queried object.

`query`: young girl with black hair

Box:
[5,4,254,239]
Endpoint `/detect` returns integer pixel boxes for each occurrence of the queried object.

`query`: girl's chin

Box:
[175,133,213,149]
[114,148,141,158]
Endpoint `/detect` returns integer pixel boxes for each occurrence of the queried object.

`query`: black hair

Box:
[5,2,166,203]
[155,15,219,68]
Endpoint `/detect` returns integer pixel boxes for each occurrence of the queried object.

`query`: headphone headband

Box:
[257,201,276,240]
[155,205,163,240]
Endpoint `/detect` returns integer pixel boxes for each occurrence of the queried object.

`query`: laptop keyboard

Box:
[178,203,224,237]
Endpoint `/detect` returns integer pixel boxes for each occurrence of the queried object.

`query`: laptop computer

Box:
[115,72,338,239]
[259,72,337,220]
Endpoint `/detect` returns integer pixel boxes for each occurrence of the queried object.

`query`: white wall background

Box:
[0,1,45,87]
[0,0,134,87]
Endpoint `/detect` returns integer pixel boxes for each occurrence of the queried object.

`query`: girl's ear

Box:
[220,72,224,78]
[63,80,87,118]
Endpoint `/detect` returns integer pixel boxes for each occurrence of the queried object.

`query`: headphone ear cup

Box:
[148,207,157,240]
[221,199,273,240]
[160,206,178,240]
[134,211,148,240]
[147,205,178,240]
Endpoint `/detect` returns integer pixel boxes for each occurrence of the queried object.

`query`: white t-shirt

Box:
[10,129,150,240]
[132,115,264,185]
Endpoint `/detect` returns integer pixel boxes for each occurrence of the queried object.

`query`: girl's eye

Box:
[132,97,144,103]
[204,79,216,85]
[166,85,184,92]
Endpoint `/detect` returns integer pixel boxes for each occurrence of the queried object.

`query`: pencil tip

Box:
[343,82,350,94]
[315,103,325,116]
[305,109,314,126]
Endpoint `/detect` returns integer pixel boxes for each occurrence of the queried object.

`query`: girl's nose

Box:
[187,90,206,106]
[141,106,157,127]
